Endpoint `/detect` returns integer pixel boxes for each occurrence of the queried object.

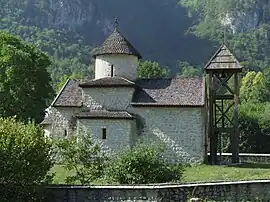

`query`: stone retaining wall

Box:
[207,153,270,164]
[47,180,270,202]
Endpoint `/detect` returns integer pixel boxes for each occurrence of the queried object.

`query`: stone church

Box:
[41,22,206,163]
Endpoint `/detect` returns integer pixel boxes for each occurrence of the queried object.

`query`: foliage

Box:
[237,102,270,153]
[240,71,269,103]
[56,134,107,185]
[0,117,54,201]
[138,60,169,78]
[177,61,203,77]
[56,73,83,92]
[0,2,95,88]
[104,144,184,184]
[0,31,54,123]
[180,0,270,70]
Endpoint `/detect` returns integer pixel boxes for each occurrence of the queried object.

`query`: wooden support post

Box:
[232,73,239,163]
[208,73,217,164]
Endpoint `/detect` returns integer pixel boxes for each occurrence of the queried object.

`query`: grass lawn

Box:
[51,163,270,184]
[182,163,270,183]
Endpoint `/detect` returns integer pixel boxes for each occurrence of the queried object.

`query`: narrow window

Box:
[64,129,67,137]
[110,64,114,77]
[102,128,107,139]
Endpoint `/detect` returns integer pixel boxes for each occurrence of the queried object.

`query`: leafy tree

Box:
[238,103,270,153]
[56,73,83,92]
[138,60,168,78]
[0,117,54,201]
[0,31,54,122]
[56,134,107,185]
[104,144,184,184]
[177,61,202,77]
[240,71,268,103]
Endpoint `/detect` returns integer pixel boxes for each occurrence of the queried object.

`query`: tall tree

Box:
[0,31,54,122]
[138,60,168,78]
[177,61,202,77]
[240,71,268,103]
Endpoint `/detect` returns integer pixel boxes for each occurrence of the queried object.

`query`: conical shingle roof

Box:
[92,20,141,59]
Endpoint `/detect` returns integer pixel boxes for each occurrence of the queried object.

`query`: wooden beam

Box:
[213,95,234,100]
[208,73,217,164]
[232,73,240,163]
[215,102,234,127]
[214,127,234,133]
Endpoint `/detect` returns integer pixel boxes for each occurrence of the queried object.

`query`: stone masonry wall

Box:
[83,87,134,110]
[47,180,270,202]
[47,107,81,138]
[78,119,135,154]
[211,153,270,164]
[129,107,206,164]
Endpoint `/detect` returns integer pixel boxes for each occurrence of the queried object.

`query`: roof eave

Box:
[50,78,71,107]
[205,68,243,73]
[76,116,135,120]
[53,104,83,108]
[92,52,142,59]
[79,84,136,88]
[131,103,205,108]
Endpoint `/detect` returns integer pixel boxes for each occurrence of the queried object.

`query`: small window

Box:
[110,64,114,77]
[102,128,107,139]
[64,129,67,137]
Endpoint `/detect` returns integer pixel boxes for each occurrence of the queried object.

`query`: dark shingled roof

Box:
[76,110,134,119]
[132,77,205,107]
[79,77,135,88]
[52,79,83,107]
[40,116,52,125]
[92,28,141,59]
[204,44,242,72]
[51,77,205,108]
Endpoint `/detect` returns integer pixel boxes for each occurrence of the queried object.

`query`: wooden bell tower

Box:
[204,44,242,165]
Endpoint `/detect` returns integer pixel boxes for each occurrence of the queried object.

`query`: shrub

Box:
[0,117,54,201]
[56,134,107,185]
[104,144,184,184]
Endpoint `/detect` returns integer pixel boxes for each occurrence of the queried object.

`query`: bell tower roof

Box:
[204,44,242,73]
[92,18,142,59]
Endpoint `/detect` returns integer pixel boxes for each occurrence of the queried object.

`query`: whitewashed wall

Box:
[95,54,138,81]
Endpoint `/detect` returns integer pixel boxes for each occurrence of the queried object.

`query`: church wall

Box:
[77,119,135,155]
[83,87,134,110]
[47,107,81,138]
[129,107,206,164]
[95,54,138,81]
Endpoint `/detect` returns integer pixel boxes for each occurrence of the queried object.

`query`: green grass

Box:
[50,165,76,184]
[51,163,270,184]
[182,163,270,183]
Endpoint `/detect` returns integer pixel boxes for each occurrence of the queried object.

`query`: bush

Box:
[0,117,54,201]
[56,134,107,185]
[104,144,184,184]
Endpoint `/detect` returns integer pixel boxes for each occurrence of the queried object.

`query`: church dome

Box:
[92,19,141,59]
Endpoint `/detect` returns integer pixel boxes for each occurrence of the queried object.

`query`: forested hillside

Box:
[1,0,270,84]
[180,0,270,70]
[0,0,214,87]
